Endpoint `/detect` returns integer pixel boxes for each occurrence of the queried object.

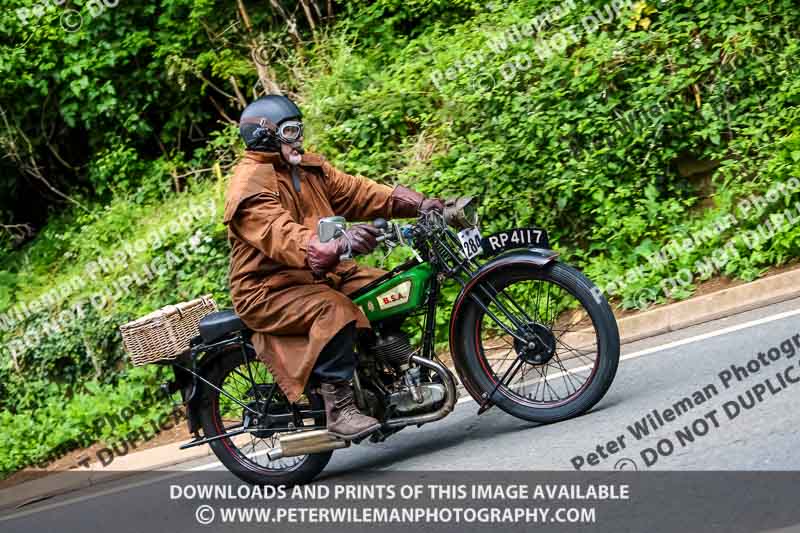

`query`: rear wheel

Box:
[452,261,620,423]
[198,348,332,485]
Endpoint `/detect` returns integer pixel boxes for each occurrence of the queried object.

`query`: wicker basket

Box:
[120,295,218,366]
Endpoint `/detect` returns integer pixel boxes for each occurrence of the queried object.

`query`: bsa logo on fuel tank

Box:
[376,281,412,310]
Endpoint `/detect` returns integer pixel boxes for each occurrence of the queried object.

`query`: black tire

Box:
[452,260,620,424]
[197,348,332,486]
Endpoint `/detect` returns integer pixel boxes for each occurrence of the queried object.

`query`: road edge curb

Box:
[617,268,800,344]
[0,441,211,515]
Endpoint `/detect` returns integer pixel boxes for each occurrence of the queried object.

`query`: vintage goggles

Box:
[273,119,304,143]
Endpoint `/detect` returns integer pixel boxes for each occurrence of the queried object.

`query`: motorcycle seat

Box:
[198,309,246,344]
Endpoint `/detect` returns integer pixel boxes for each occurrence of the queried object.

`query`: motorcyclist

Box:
[224,95,443,440]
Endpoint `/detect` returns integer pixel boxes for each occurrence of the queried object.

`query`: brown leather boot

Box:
[320,381,381,440]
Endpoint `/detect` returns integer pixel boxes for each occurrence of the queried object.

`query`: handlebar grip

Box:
[373,218,389,243]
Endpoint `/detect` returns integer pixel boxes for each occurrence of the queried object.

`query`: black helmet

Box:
[239,95,303,152]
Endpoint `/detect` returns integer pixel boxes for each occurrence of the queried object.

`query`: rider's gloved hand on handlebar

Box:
[420,198,445,214]
[307,224,382,275]
[390,185,444,217]
[346,224,383,254]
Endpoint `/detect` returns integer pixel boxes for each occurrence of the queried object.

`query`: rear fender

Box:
[178,338,256,435]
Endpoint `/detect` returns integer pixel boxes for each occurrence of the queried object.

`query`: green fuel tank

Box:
[353,263,435,322]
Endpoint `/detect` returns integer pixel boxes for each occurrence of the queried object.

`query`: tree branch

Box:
[298,0,318,43]
[310,0,323,22]
[268,0,304,51]
[229,76,248,108]
[40,90,76,171]
[208,95,238,124]
[237,0,282,95]
[0,223,35,243]
[0,106,87,212]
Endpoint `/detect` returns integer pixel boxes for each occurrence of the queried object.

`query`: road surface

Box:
[3,297,800,531]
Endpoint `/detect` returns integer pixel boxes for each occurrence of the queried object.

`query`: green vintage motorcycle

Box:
[165,197,620,485]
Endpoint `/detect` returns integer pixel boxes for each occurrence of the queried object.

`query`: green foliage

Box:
[0,0,314,226]
[0,177,230,474]
[303,0,800,309]
[0,365,176,476]
[1,0,799,475]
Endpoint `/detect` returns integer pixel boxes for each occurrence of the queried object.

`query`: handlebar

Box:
[326,196,478,259]
[373,218,389,243]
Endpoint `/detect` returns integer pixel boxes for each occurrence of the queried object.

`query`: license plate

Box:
[481,227,550,255]
[457,227,483,260]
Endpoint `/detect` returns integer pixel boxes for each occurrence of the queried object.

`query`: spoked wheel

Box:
[198,348,332,485]
[453,261,620,423]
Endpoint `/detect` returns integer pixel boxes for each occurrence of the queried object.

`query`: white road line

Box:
[0,470,192,523]
[618,306,800,361]
[3,305,798,522]
[189,459,224,471]
[455,306,800,405]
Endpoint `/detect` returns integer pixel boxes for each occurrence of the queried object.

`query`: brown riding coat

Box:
[224,151,401,402]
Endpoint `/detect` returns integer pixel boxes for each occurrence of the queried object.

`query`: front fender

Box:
[448,248,559,403]
[455,248,560,310]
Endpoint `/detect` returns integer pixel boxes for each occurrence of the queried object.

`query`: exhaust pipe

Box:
[267,429,349,461]
[384,354,458,428]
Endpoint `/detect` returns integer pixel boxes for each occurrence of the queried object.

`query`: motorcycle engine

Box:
[366,328,446,417]
[367,331,414,368]
[388,382,447,416]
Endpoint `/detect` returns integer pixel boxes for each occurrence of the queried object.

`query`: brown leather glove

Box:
[421,198,445,214]
[307,236,340,275]
[345,224,383,255]
[307,225,383,275]
[390,185,444,217]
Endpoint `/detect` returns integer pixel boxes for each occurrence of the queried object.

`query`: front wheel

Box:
[451,260,620,423]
